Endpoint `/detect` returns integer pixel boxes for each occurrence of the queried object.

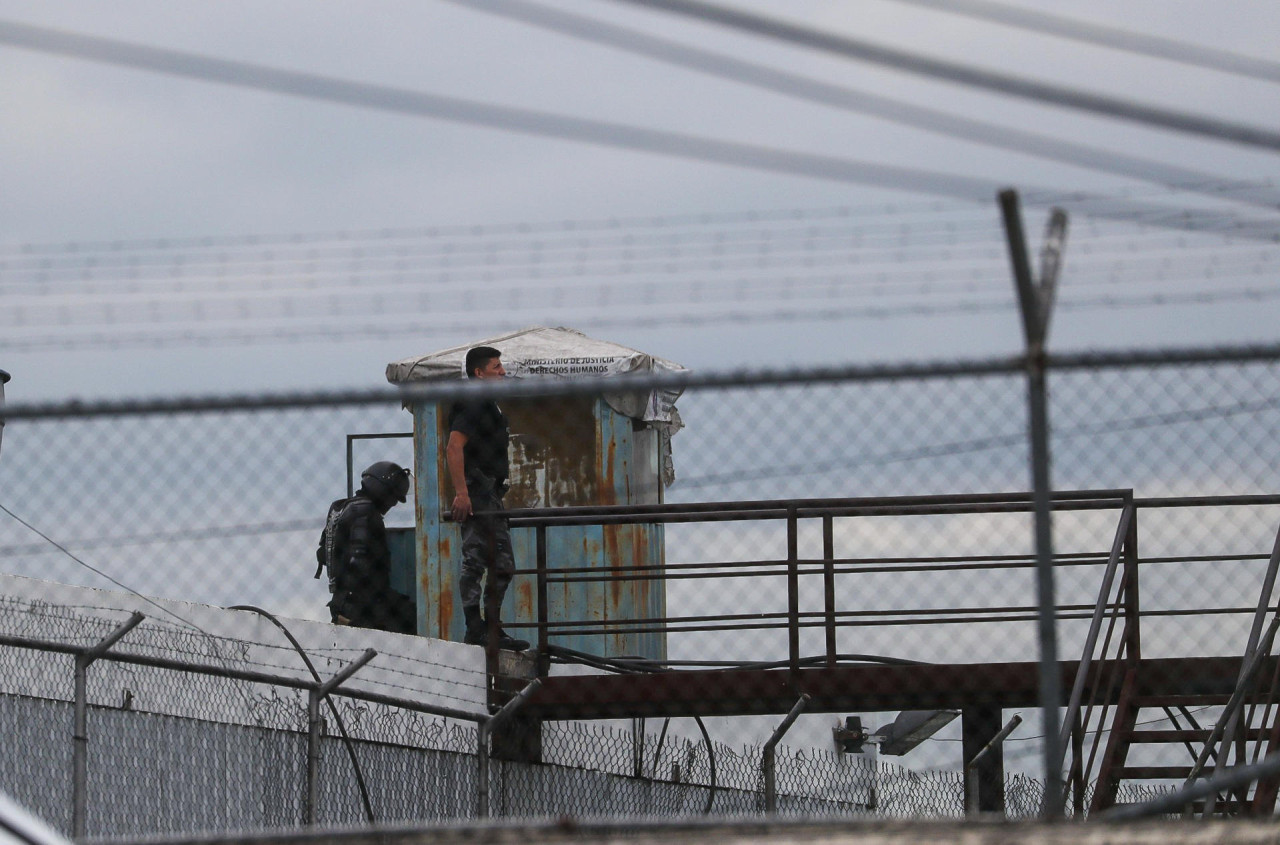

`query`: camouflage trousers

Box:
[458,488,515,613]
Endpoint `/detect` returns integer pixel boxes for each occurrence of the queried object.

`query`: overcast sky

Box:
[3,3,1278,773]
[3,0,1279,401]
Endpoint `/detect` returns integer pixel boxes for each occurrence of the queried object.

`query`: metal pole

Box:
[1000,188,1065,817]
[305,689,322,826]
[1107,751,1280,822]
[763,695,809,813]
[1181,613,1280,817]
[1213,521,1280,811]
[72,612,144,839]
[346,434,355,497]
[537,524,549,668]
[965,714,1023,816]
[787,505,799,675]
[477,679,542,819]
[1057,501,1133,760]
[72,654,89,840]
[823,516,836,668]
[305,649,377,826]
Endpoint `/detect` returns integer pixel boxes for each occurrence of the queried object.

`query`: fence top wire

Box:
[0,577,492,724]
[6,342,1280,421]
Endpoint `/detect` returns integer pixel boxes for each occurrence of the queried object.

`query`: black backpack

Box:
[314,496,355,592]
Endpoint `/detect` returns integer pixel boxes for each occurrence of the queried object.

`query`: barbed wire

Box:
[3,195,1276,351]
[7,281,1280,354]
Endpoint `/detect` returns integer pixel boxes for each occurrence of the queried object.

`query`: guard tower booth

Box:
[385,326,685,661]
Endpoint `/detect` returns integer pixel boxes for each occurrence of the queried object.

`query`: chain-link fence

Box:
[2,347,1280,836]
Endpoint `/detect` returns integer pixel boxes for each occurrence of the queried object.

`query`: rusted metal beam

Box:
[525,656,1274,722]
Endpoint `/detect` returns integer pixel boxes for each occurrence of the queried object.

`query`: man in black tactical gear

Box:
[316,460,416,634]
[446,346,530,651]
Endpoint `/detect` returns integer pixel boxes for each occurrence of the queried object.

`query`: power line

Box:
[0,518,318,557]
[445,0,1280,210]
[0,18,1018,201]
[889,0,1280,84]
[2,18,1280,241]
[601,0,1280,151]
[0,500,214,635]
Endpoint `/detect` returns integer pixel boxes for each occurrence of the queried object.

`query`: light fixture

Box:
[874,710,960,756]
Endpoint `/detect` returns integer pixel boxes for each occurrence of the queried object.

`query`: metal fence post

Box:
[304,649,377,826]
[762,695,809,813]
[965,714,1022,816]
[477,679,542,819]
[72,612,144,839]
[1000,188,1068,818]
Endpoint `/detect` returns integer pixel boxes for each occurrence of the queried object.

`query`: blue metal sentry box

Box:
[406,394,667,660]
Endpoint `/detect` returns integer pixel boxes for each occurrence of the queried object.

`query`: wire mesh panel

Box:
[2,352,1280,835]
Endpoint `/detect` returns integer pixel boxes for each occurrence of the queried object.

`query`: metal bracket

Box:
[999,189,1068,353]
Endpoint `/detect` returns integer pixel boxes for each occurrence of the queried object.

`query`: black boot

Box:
[494,620,529,651]
[463,605,486,645]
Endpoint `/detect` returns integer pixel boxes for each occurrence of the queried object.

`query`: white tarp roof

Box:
[385,326,686,429]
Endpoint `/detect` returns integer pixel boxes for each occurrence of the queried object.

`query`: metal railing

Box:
[510,489,1137,668]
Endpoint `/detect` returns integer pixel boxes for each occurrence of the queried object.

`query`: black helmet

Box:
[360,461,411,504]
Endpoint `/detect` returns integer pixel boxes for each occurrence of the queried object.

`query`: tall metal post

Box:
[999,188,1068,818]
[762,695,809,812]
[304,649,377,826]
[822,515,836,667]
[787,505,800,676]
[72,612,144,838]
[965,713,1023,816]
[477,679,542,818]
[305,689,322,826]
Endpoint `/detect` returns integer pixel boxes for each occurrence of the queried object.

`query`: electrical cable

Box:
[0,18,1023,203]
[1162,705,1211,765]
[888,0,1280,84]
[540,643,946,812]
[542,642,804,813]
[3,18,1280,239]
[0,518,316,557]
[0,500,213,636]
[544,644,926,672]
[227,604,377,824]
[693,714,717,814]
[444,0,1280,211]
[601,0,1280,151]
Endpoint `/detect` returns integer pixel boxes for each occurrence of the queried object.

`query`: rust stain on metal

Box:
[437,533,454,638]
[581,533,605,621]
[515,576,535,621]
[437,587,454,639]
[603,523,623,608]
[631,526,652,613]
[602,437,618,506]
